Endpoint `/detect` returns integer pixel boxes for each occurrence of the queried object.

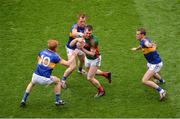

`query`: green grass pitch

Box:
[0,0,180,117]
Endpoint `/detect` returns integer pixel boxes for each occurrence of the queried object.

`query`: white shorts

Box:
[147,62,163,73]
[85,55,101,67]
[31,73,56,85]
[65,46,84,58]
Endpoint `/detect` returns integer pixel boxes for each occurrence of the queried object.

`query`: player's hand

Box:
[131,47,137,51]
[76,38,85,49]
[152,43,157,48]
[77,32,84,38]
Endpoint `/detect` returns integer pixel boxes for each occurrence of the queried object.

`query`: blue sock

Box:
[55,94,60,102]
[22,92,29,102]
[156,87,162,92]
[61,76,67,81]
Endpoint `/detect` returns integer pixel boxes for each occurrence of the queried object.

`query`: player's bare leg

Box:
[142,70,166,101]
[26,81,35,93]
[87,66,105,98]
[20,81,35,107]
[80,68,111,83]
[77,53,86,74]
[96,69,111,83]
[153,73,165,84]
[61,55,77,88]
[52,77,65,106]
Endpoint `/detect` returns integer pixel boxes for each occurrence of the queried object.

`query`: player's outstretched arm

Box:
[59,59,69,67]
[59,49,79,66]
[131,45,141,51]
[69,38,82,47]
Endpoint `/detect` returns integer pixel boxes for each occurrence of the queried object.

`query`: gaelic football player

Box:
[71,25,111,97]
[20,40,78,107]
[131,28,166,101]
[61,13,86,88]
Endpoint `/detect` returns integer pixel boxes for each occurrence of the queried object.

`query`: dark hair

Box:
[137,28,146,35]
[77,13,86,19]
[85,25,93,31]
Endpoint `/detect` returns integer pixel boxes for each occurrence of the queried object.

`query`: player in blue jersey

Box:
[131,28,166,101]
[20,39,78,107]
[61,13,86,88]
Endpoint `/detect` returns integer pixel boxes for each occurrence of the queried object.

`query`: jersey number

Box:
[39,55,50,67]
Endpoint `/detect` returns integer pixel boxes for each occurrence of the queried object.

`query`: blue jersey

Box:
[34,49,61,78]
[140,37,161,64]
[66,23,85,50]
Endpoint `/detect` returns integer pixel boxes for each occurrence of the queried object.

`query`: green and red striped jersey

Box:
[84,35,100,59]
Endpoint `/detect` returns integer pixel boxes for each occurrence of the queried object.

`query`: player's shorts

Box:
[31,73,56,85]
[147,62,163,73]
[85,55,101,68]
[65,46,84,57]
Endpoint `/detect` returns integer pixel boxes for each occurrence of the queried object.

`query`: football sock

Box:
[98,86,104,92]
[55,94,60,102]
[156,87,163,93]
[159,78,164,83]
[22,92,29,102]
[99,72,108,77]
[61,76,67,81]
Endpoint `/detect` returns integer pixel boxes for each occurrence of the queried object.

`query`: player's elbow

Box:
[142,78,148,85]
[71,33,77,38]
[69,43,74,47]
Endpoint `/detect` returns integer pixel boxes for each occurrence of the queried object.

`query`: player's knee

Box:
[87,77,92,81]
[57,79,60,83]
[53,77,60,84]
[87,75,93,81]
[55,80,61,86]
[57,80,61,85]
[142,78,147,84]
[70,63,76,71]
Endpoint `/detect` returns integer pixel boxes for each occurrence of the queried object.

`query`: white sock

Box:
[159,89,164,94]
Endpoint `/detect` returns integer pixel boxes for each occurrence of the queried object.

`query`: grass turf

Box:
[0,0,179,117]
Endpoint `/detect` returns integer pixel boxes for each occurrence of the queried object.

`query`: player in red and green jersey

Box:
[70,25,111,98]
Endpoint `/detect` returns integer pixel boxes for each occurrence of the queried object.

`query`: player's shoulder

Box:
[144,37,152,42]
[90,35,98,47]
[92,35,98,40]
[92,35,98,43]
[71,23,78,29]
[54,52,60,58]
[51,51,61,63]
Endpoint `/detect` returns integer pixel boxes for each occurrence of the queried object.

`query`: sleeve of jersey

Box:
[70,24,77,32]
[140,40,145,47]
[54,55,61,63]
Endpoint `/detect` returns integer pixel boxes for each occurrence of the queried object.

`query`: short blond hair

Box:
[47,39,58,51]
[77,13,86,19]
